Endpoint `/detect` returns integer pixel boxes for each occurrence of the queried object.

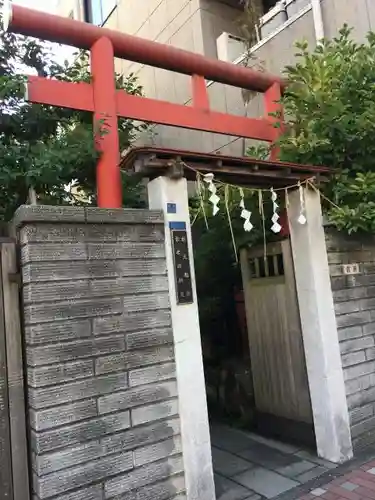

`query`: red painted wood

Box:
[191,75,210,111]
[8,3,285,93]
[116,92,278,141]
[90,37,122,208]
[6,3,298,207]
[28,77,94,111]
[27,77,278,142]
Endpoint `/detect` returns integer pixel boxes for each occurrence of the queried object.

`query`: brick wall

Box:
[326,226,375,451]
[14,206,186,500]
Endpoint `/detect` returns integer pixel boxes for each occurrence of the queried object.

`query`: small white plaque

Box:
[342,263,360,275]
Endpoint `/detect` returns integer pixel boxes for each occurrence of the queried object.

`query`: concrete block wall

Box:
[56,0,375,157]
[113,0,204,104]
[136,4,315,156]
[199,0,243,60]
[132,0,375,155]
[13,205,186,500]
[57,0,85,20]
[322,0,375,44]
[326,227,375,451]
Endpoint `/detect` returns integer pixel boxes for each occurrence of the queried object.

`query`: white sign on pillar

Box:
[148,176,216,500]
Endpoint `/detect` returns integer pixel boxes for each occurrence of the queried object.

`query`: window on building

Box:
[238,0,278,14]
[262,0,278,14]
[84,0,117,26]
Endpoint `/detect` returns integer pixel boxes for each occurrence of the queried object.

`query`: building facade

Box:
[56,0,375,155]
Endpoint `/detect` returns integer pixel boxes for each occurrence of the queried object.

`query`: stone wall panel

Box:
[15,205,185,500]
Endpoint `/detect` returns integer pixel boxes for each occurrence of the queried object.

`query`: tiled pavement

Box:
[298,462,375,500]
[210,423,338,500]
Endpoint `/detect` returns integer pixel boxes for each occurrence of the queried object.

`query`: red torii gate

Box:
[4,1,285,209]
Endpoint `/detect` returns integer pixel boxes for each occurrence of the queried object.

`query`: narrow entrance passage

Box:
[196,230,338,499]
[138,148,351,497]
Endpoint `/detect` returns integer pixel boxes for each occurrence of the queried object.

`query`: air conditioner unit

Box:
[216,32,246,63]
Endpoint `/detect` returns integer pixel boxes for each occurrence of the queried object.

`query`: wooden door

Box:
[240,240,312,424]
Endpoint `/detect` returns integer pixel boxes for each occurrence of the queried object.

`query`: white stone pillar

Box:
[148,177,216,500]
[287,187,353,463]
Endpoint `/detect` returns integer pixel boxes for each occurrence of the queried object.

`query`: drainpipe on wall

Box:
[311,0,325,41]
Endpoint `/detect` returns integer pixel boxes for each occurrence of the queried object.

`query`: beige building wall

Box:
[55,0,375,156]
[101,0,243,149]
[57,0,85,20]
[323,0,374,43]
[141,2,315,155]
[143,0,375,156]
[199,0,243,59]
[110,0,204,105]
[55,0,244,150]
[56,0,243,103]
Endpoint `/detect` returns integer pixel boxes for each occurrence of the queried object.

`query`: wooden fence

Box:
[0,239,29,500]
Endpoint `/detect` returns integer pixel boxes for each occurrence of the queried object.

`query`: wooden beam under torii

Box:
[121,147,331,188]
[4,0,286,208]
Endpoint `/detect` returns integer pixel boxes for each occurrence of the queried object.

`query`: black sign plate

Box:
[171,229,193,305]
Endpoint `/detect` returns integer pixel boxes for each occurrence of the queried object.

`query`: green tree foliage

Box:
[0,7,146,221]
[275,26,375,233]
[194,25,375,378]
[191,183,275,372]
[192,189,261,334]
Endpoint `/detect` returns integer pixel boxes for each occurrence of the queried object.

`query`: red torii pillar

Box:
[90,36,121,208]
[4,1,285,208]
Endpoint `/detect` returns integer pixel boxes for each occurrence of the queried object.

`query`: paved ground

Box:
[210,423,338,500]
[297,460,375,500]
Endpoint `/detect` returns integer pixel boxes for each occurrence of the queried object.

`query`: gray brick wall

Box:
[15,206,186,500]
[326,227,375,450]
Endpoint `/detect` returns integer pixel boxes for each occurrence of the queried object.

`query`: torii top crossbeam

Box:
[4,0,293,208]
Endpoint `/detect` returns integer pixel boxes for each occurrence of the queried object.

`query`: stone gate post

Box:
[148,177,216,500]
[287,187,353,463]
